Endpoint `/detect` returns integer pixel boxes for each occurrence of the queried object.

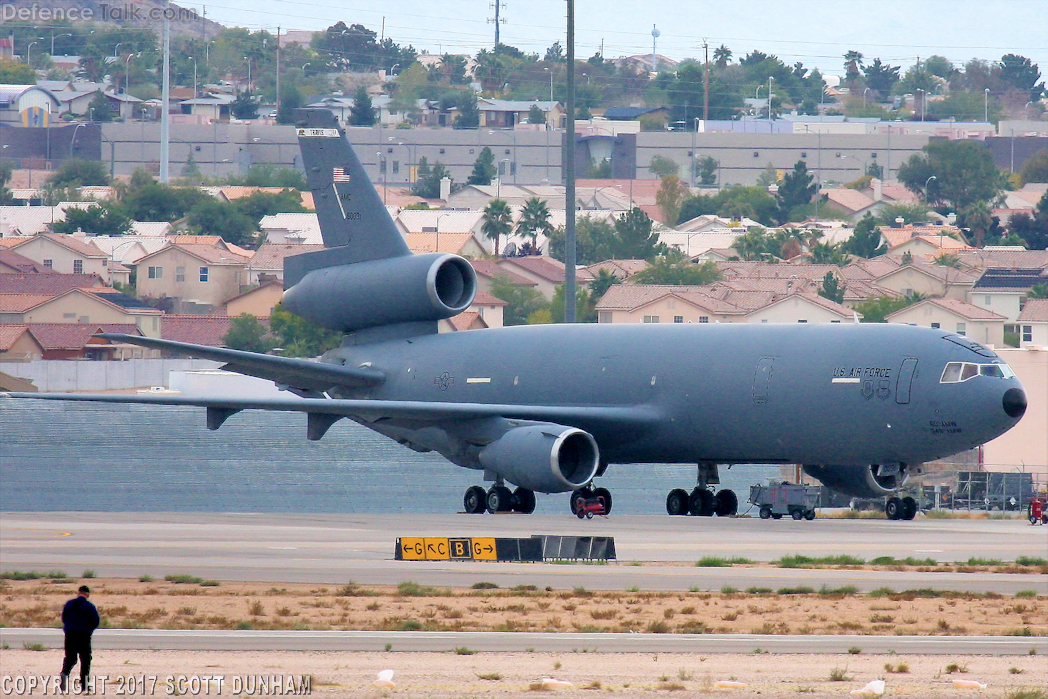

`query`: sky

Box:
[181,0,1048,78]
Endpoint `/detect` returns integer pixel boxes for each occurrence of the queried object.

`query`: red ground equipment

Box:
[1029,498,1048,525]
[575,494,608,519]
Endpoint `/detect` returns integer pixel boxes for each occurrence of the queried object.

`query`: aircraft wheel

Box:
[666,489,690,516]
[803,509,816,521]
[486,486,513,513]
[570,487,593,515]
[513,487,536,514]
[901,496,918,521]
[689,488,715,516]
[759,505,772,520]
[714,489,738,517]
[464,486,487,514]
[885,496,902,520]
[592,487,612,515]
[791,509,804,520]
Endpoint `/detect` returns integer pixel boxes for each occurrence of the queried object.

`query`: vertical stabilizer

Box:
[295,108,410,263]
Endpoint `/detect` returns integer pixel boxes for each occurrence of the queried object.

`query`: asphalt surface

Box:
[2,512,1046,594]
[2,628,1045,656]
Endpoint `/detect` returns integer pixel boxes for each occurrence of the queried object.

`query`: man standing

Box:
[61,585,100,693]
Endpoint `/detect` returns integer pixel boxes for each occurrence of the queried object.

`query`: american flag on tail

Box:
[332,167,351,183]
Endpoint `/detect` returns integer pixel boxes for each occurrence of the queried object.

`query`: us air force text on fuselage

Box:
[1,675,310,696]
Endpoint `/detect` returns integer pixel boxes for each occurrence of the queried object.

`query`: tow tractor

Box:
[749,483,820,520]
[1029,498,1048,525]
[574,492,608,519]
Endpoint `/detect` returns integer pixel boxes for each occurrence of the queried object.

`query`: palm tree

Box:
[515,197,553,251]
[713,45,732,69]
[844,50,865,82]
[482,199,513,255]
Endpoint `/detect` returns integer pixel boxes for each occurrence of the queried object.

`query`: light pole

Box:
[924,175,937,202]
[141,107,148,166]
[69,123,86,157]
[862,87,870,110]
[377,152,387,203]
[51,33,72,56]
[436,213,451,254]
[803,125,822,221]
[917,89,925,122]
[767,76,773,129]
[125,52,135,94]
[189,57,198,99]
[984,88,990,122]
[837,152,865,178]
[27,41,39,67]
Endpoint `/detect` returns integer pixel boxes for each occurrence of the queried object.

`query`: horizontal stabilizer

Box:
[95,333,384,392]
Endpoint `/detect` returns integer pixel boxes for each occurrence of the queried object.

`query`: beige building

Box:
[0,288,163,338]
[11,233,109,277]
[981,346,1047,481]
[0,324,45,361]
[469,293,506,329]
[1017,299,1048,349]
[595,285,744,324]
[745,293,855,324]
[224,281,284,318]
[885,298,1006,347]
[496,256,570,300]
[873,262,976,301]
[135,243,251,313]
[247,243,325,284]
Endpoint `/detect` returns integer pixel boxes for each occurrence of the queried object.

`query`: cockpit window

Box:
[941,361,1016,383]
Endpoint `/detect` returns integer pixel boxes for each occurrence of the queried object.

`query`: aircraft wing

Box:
[2,391,660,434]
[95,333,384,392]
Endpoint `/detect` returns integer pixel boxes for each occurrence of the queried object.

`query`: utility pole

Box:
[703,41,709,122]
[489,1,506,47]
[159,0,171,183]
[564,0,576,323]
[275,26,281,121]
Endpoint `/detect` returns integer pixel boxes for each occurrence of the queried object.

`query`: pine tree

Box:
[468,146,497,185]
[349,86,376,126]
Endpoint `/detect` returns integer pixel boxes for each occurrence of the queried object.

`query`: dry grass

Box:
[0,577,1044,637]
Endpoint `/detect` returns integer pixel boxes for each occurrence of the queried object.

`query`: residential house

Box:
[258,213,324,245]
[0,324,45,361]
[744,293,856,324]
[583,259,650,283]
[469,292,506,329]
[0,203,93,236]
[595,285,745,324]
[224,280,284,317]
[879,224,966,252]
[0,288,163,338]
[103,91,144,120]
[135,242,252,313]
[0,249,52,274]
[955,248,1048,273]
[885,298,1006,347]
[439,311,489,333]
[1017,299,1048,348]
[0,272,106,295]
[478,99,563,129]
[161,315,250,349]
[179,93,235,121]
[246,243,326,284]
[9,233,110,277]
[864,258,977,301]
[886,234,973,260]
[967,268,1048,325]
[496,256,574,299]
[19,323,148,360]
[468,259,537,296]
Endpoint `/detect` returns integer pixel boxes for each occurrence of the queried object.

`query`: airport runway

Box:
[1,628,1044,656]
[2,512,1045,594]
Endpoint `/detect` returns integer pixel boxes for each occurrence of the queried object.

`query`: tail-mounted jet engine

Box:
[283,252,476,333]
[479,424,600,493]
[803,463,920,499]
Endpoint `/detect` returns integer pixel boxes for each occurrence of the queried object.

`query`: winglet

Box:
[294,108,410,262]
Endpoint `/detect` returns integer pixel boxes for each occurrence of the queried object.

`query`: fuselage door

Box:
[752,357,776,405]
[896,358,918,404]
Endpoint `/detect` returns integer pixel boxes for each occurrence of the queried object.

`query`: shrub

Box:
[828,666,851,681]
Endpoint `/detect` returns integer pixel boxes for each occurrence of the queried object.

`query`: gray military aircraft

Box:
[7,109,1027,520]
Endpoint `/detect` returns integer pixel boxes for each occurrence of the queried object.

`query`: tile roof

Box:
[823,188,876,213]
[249,243,326,271]
[473,292,508,306]
[169,235,225,246]
[258,213,323,244]
[0,248,53,273]
[0,273,106,295]
[25,323,141,350]
[955,249,1048,271]
[447,311,485,331]
[0,203,94,236]
[396,210,484,234]
[87,288,161,311]
[889,297,1007,322]
[1017,298,1048,323]
[595,284,744,314]
[0,293,55,312]
[130,222,174,236]
[469,259,536,285]
[161,315,264,346]
[584,259,650,280]
[755,292,855,318]
[715,261,843,281]
[13,233,108,258]
[139,243,252,266]
[498,256,567,283]
[0,324,31,351]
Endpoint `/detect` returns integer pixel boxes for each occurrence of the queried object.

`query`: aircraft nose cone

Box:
[1002,388,1027,419]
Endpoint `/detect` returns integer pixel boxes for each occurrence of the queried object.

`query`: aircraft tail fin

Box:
[294,108,409,263]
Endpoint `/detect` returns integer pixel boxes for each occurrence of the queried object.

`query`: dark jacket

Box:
[62,596,100,634]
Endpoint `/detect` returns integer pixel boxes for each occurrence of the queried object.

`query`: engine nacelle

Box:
[282,253,476,333]
[479,424,600,493]
[803,463,919,498]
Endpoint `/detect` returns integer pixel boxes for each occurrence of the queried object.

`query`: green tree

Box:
[819,272,845,304]
[1019,149,1048,184]
[410,157,451,199]
[547,215,617,266]
[47,160,110,188]
[587,268,620,302]
[1008,191,1048,250]
[489,274,548,326]
[612,207,662,259]
[656,174,688,225]
[695,156,718,186]
[862,58,900,99]
[53,204,132,236]
[527,103,546,125]
[269,303,342,357]
[275,85,303,125]
[454,90,480,129]
[648,154,679,178]
[87,91,113,122]
[222,313,276,353]
[515,197,553,247]
[0,57,37,84]
[230,91,258,119]
[481,198,512,255]
[241,163,307,189]
[185,199,258,246]
[349,85,376,126]
[180,152,202,181]
[468,146,497,185]
[121,183,210,221]
[998,54,1044,100]
[897,140,1006,211]
[549,284,592,323]
[855,294,922,323]
[843,50,864,83]
[775,160,818,223]
[1028,283,1048,299]
[731,227,777,261]
[874,202,932,227]
[233,189,307,225]
[843,212,887,258]
[810,241,849,265]
[632,256,722,286]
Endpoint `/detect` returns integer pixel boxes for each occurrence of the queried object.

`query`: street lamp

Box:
[189,57,198,99]
[984,88,990,122]
[69,123,86,157]
[924,175,937,202]
[767,76,773,128]
[436,213,451,254]
[27,41,40,67]
[837,152,865,177]
[917,89,925,122]
[862,87,871,110]
[377,152,387,203]
[51,33,72,56]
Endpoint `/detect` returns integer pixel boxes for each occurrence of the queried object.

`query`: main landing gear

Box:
[463,483,536,514]
[885,495,918,521]
[666,463,738,517]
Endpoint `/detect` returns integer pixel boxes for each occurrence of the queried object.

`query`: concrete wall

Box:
[2,358,221,392]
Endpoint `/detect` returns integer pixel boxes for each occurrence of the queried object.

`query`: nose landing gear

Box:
[885,495,918,520]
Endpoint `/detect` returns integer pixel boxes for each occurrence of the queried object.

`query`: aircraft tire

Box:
[803,509,816,520]
[666,489,690,515]
[570,487,593,515]
[791,509,804,520]
[689,488,714,516]
[592,487,612,515]
[464,486,487,514]
[759,505,772,519]
[885,496,902,520]
[901,496,918,521]
[513,487,536,514]
[714,489,739,516]
[487,486,513,513]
